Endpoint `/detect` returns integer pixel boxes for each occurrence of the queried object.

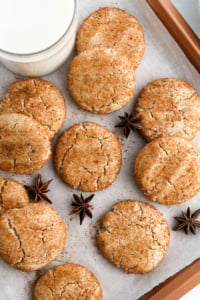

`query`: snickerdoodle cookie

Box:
[134,137,200,205]
[54,122,122,192]
[96,200,170,274]
[0,177,29,216]
[76,7,145,69]
[0,113,51,174]
[0,203,66,271]
[67,48,136,114]
[134,78,200,141]
[0,78,66,139]
[33,264,103,300]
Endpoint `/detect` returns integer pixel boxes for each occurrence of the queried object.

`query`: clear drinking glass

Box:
[0,0,77,76]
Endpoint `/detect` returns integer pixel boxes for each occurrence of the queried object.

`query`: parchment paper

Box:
[0,1,200,299]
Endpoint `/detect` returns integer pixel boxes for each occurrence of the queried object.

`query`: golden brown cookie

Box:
[134,136,200,205]
[54,122,122,192]
[76,7,145,69]
[0,203,66,271]
[96,200,170,274]
[67,48,136,114]
[134,78,200,141]
[33,263,103,300]
[0,113,51,174]
[0,78,66,139]
[0,177,29,216]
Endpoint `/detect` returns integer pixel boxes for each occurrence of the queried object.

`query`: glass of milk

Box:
[0,0,77,76]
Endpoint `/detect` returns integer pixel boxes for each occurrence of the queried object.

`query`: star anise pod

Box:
[115,112,142,138]
[173,207,200,235]
[24,174,53,204]
[69,193,94,225]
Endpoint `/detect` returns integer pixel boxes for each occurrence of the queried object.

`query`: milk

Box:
[0,0,75,54]
[0,0,77,76]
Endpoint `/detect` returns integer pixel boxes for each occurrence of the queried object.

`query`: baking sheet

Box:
[0,0,200,299]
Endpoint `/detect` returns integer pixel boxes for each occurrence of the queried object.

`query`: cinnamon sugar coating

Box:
[0,78,66,139]
[0,177,29,216]
[76,7,145,69]
[96,200,170,273]
[135,78,200,141]
[0,203,66,271]
[54,122,122,192]
[134,137,200,204]
[33,264,102,299]
[0,113,51,174]
[67,48,136,114]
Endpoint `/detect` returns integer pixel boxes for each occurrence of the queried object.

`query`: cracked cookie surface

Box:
[134,137,200,204]
[76,7,145,69]
[134,78,200,141]
[0,203,66,271]
[0,177,29,216]
[0,78,66,139]
[33,263,102,300]
[96,200,170,274]
[67,48,136,114]
[0,113,51,174]
[54,122,122,192]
